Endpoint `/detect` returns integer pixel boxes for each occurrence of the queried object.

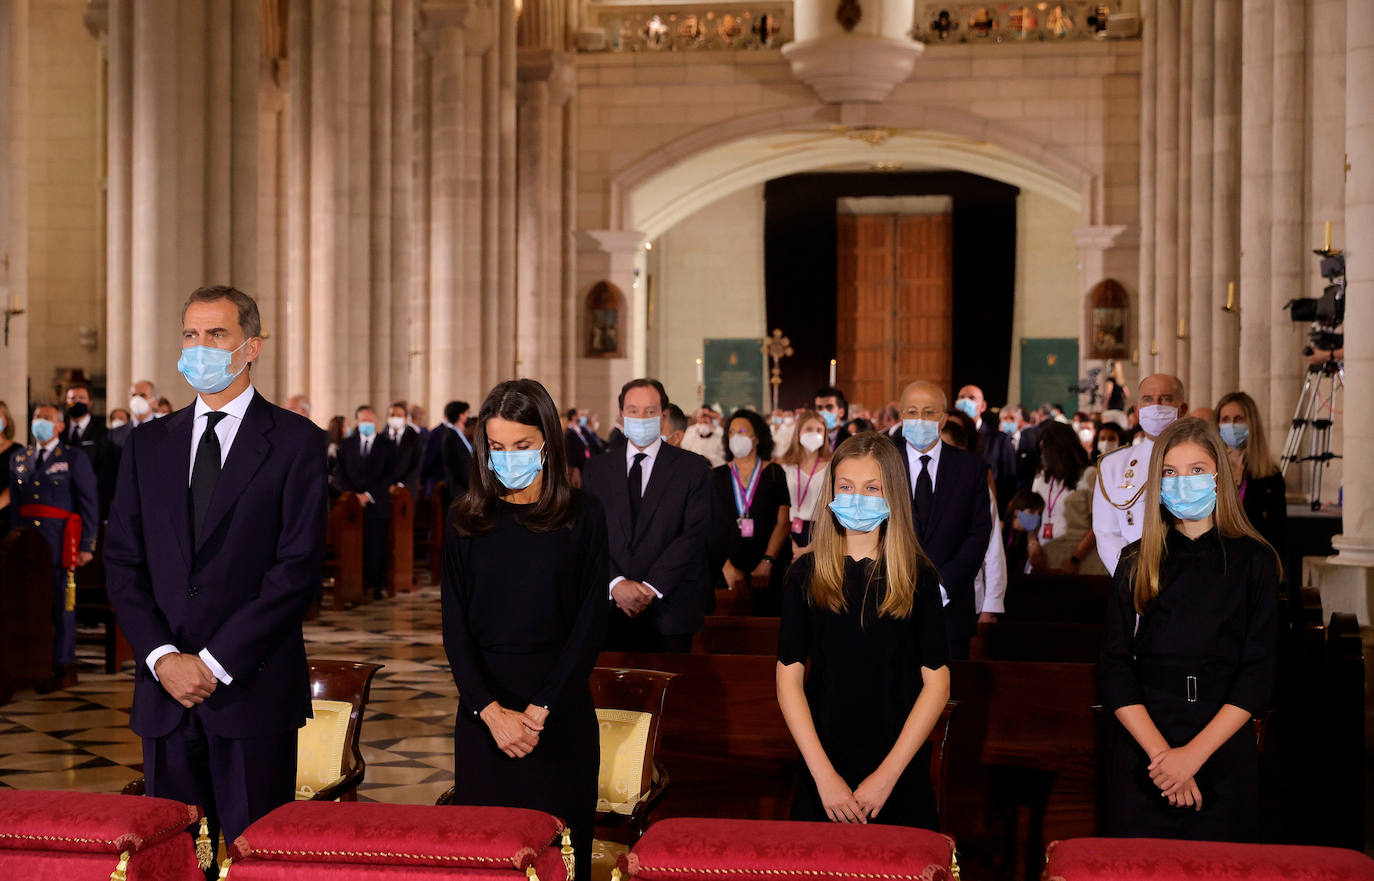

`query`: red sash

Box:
[18,504,82,570]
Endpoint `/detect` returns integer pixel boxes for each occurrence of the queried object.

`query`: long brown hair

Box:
[1130,417,1280,614]
[1212,391,1278,478]
[778,409,833,466]
[808,433,932,619]
[452,379,574,535]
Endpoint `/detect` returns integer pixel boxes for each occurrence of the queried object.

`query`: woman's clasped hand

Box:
[479,702,546,758]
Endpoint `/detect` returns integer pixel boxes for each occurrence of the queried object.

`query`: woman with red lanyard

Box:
[1030,422,1096,572]
[778,410,832,556]
[712,408,791,613]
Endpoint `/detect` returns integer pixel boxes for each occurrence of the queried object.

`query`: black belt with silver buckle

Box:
[1136,666,1224,704]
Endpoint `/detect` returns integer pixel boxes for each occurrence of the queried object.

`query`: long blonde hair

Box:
[1212,391,1278,478]
[808,433,932,619]
[778,409,833,466]
[1130,417,1280,614]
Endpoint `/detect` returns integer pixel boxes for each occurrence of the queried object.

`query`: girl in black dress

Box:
[1212,392,1287,561]
[442,379,608,879]
[1102,417,1279,841]
[712,409,791,611]
[777,432,951,828]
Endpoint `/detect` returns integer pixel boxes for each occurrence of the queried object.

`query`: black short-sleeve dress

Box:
[1101,528,1278,841]
[778,554,949,829]
[441,491,609,880]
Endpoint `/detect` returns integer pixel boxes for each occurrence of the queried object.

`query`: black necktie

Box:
[34,448,45,474]
[362,436,371,457]
[915,454,934,535]
[628,453,647,531]
[192,412,228,544]
[71,425,82,444]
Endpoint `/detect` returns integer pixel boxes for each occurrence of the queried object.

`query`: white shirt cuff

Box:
[146,644,178,680]
[939,583,950,607]
[609,576,625,598]
[199,648,234,685]
[642,581,664,599]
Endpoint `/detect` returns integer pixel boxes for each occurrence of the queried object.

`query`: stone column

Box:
[105,0,132,407]
[1138,0,1157,375]
[1153,0,1179,375]
[497,0,518,379]
[1210,0,1242,395]
[1268,0,1308,456]
[1175,0,1192,389]
[306,0,347,422]
[284,0,311,398]
[370,0,395,405]
[0,0,30,434]
[1238,0,1273,403]
[425,5,466,416]
[1188,0,1214,408]
[575,230,644,420]
[515,59,548,385]
[390,0,414,399]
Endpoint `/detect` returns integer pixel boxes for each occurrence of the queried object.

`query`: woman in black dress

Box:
[1102,417,1279,841]
[777,432,950,828]
[712,409,791,612]
[442,379,607,879]
[1212,392,1287,560]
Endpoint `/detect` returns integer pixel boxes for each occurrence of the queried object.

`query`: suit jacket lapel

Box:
[633,446,678,541]
[161,408,195,568]
[195,394,274,553]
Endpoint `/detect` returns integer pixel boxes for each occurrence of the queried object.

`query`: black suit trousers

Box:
[607,605,694,653]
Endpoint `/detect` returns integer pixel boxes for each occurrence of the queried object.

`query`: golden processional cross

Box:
[761,329,794,412]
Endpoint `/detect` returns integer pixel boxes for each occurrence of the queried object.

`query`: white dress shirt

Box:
[784,459,829,522]
[69,414,92,441]
[972,490,1007,615]
[148,385,257,686]
[899,432,949,607]
[609,438,665,599]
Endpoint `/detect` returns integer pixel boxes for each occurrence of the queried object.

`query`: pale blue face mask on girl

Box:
[828,492,890,533]
[489,446,545,491]
[1160,473,1218,520]
[1016,510,1042,533]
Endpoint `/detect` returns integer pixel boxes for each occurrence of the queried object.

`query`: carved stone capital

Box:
[83,0,109,39]
[576,229,645,256]
[517,48,575,105]
[420,0,495,55]
[781,34,923,103]
[1073,224,1138,252]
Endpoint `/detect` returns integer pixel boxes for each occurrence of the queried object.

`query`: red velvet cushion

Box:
[619,818,955,881]
[0,790,201,855]
[1043,838,1374,881]
[232,802,566,872]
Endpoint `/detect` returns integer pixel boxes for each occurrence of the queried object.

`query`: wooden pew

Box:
[324,493,365,610]
[0,527,56,704]
[971,620,1102,663]
[1003,574,1112,623]
[427,482,446,585]
[74,525,133,674]
[388,485,415,595]
[711,588,753,616]
[691,616,779,655]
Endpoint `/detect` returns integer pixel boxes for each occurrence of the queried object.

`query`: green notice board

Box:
[703,338,765,415]
[1019,338,1079,414]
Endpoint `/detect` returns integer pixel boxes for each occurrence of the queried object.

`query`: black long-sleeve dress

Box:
[778,554,949,829]
[712,461,791,612]
[1101,529,1278,841]
[441,492,608,880]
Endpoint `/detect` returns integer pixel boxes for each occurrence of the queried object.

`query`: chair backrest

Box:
[928,701,957,821]
[590,667,676,813]
[303,660,382,793]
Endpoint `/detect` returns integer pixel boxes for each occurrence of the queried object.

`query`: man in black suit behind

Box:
[955,384,1016,510]
[584,379,712,653]
[890,380,993,659]
[439,402,474,506]
[384,400,424,500]
[334,405,398,596]
[104,286,328,855]
[62,381,117,519]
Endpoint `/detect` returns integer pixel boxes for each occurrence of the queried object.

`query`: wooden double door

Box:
[835,213,953,410]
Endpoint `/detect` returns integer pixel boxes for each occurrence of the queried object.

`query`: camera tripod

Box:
[1280,358,1343,510]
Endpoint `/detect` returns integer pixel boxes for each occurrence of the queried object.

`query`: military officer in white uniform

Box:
[1093,374,1188,574]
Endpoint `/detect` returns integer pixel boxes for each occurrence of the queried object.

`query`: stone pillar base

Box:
[1304,554,1374,626]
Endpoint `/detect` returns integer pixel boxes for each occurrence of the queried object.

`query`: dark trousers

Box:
[143,710,297,856]
[362,511,389,589]
[607,608,694,653]
[944,609,971,661]
[50,566,76,666]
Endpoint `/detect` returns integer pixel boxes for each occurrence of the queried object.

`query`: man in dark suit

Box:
[890,381,992,659]
[584,378,712,653]
[104,286,327,856]
[384,400,423,500]
[564,407,590,484]
[955,384,1016,510]
[421,400,468,497]
[814,385,848,450]
[439,402,474,507]
[62,381,116,519]
[335,405,398,597]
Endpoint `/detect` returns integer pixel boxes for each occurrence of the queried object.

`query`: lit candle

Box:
[1225,281,1236,311]
[1323,220,1332,252]
[1178,318,1186,339]
[829,359,836,386]
[695,357,703,384]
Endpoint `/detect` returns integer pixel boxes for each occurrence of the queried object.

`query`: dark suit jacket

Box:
[440,428,473,501]
[335,433,399,518]
[64,419,117,519]
[583,443,713,637]
[421,424,450,493]
[1015,423,1042,490]
[103,391,328,739]
[564,427,589,471]
[386,426,423,498]
[890,432,993,639]
[977,420,1017,510]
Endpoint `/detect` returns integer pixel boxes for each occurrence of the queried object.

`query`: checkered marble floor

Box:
[0,585,458,805]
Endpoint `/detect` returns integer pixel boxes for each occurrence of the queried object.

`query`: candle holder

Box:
[2,299,23,347]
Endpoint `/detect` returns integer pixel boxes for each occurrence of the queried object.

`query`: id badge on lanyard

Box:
[731,461,762,540]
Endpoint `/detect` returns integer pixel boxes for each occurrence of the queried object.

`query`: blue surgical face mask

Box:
[31,418,55,443]
[0,416,5,434]
[624,415,661,449]
[828,492,890,533]
[902,418,940,451]
[955,398,979,420]
[578,416,588,428]
[1219,423,1249,450]
[999,420,1017,436]
[1160,473,1218,521]
[488,445,545,491]
[177,340,248,394]
[1016,510,1042,533]
[820,410,838,431]
[357,421,376,438]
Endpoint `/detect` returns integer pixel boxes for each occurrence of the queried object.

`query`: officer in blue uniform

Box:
[9,403,98,692]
